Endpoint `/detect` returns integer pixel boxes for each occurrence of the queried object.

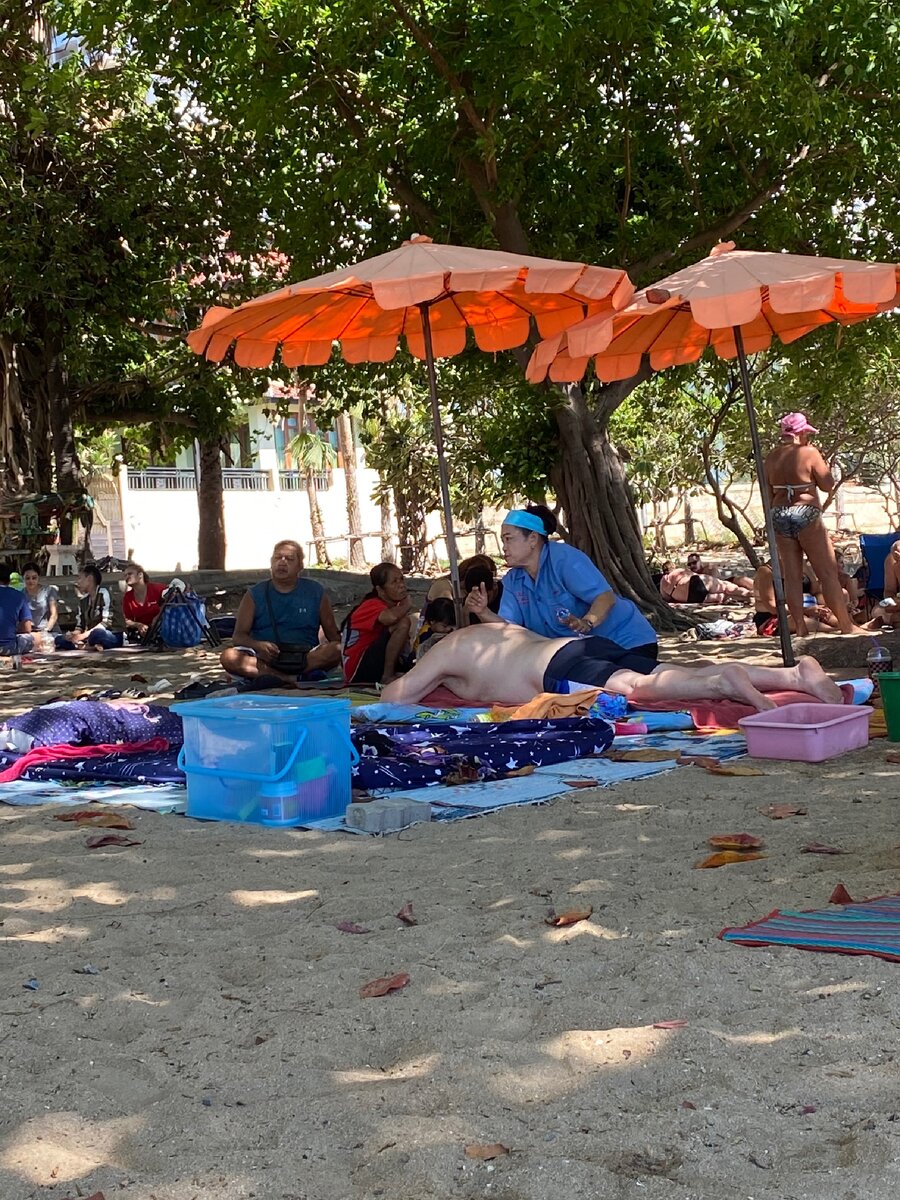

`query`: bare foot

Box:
[717,663,777,712]
[795,657,844,704]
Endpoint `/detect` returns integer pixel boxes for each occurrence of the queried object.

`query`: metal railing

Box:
[279,470,331,493]
[222,469,271,492]
[128,468,196,491]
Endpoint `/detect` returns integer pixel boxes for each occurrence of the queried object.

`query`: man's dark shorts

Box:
[543,636,660,691]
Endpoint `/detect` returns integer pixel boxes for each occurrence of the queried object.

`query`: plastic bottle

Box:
[867,641,893,686]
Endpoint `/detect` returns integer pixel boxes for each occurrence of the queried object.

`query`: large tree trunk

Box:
[337,412,366,571]
[305,469,331,566]
[0,335,34,493]
[197,436,226,569]
[45,350,85,545]
[552,384,678,630]
[380,491,395,563]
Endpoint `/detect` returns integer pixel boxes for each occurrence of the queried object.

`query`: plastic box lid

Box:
[172,694,350,724]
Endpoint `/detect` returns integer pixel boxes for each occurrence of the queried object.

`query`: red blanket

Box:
[649,684,854,730]
[422,684,854,730]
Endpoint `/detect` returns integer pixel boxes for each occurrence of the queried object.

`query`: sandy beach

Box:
[1,639,899,1199]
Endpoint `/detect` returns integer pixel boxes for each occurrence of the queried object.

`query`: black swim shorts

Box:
[542,636,660,691]
[687,574,709,604]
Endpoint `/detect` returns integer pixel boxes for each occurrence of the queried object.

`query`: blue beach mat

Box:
[302,730,749,832]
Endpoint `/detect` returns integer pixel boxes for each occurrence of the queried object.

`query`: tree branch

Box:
[386,0,488,138]
[627,144,812,278]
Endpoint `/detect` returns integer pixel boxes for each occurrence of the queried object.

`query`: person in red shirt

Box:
[122,564,166,641]
[342,563,412,685]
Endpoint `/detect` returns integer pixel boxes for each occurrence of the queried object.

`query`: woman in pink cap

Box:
[763,412,857,636]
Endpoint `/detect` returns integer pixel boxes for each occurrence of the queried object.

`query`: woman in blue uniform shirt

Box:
[466,505,658,657]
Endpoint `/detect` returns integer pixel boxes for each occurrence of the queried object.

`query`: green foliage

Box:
[7,0,900,573]
[288,429,338,472]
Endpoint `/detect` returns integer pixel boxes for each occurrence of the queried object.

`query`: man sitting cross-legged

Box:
[220,540,341,687]
[381,623,842,711]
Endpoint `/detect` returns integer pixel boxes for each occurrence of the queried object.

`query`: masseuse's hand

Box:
[464,583,488,616]
[563,614,595,635]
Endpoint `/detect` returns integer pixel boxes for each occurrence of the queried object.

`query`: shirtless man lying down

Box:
[381,624,842,711]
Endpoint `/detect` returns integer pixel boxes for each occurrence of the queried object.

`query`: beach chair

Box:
[858,533,900,609]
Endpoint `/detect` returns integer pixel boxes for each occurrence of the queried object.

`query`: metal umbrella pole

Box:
[733,326,794,667]
[419,303,464,627]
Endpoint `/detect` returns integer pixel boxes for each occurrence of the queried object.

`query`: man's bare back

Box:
[383,624,572,704]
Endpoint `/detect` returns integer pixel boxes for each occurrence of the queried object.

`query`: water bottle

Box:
[867,642,893,693]
[555,607,589,637]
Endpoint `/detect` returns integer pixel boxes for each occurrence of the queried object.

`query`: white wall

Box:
[120,465,388,571]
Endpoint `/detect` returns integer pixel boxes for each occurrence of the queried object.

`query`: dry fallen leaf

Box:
[464,1143,510,1161]
[336,921,371,935]
[802,842,847,855]
[54,810,135,829]
[85,834,142,849]
[606,748,682,762]
[681,1100,697,1110]
[545,906,593,927]
[759,803,808,820]
[504,765,535,777]
[395,901,417,926]
[829,883,854,905]
[704,763,765,777]
[359,972,410,999]
[708,833,763,851]
[886,752,900,764]
[562,778,600,789]
[652,1019,688,1030]
[694,850,767,869]
[677,754,721,769]
[130,673,148,683]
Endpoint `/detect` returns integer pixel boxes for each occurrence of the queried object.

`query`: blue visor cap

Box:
[502,510,547,535]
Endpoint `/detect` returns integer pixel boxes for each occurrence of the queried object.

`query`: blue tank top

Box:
[249,578,324,646]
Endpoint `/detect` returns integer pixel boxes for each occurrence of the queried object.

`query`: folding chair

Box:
[858,533,900,613]
[143,585,222,649]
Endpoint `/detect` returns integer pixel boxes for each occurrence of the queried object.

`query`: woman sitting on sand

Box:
[123,563,166,641]
[342,563,414,685]
[55,565,126,651]
[21,562,58,633]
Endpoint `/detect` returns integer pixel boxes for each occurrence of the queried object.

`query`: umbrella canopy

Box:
[527,243,900,667]
[188,236,633,618]
[526,242,900,384]
[188,236,633,368]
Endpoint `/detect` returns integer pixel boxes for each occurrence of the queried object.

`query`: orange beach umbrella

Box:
[528,243,900,664]
[189,236,633,605]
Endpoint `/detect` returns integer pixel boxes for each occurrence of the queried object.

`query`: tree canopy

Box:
[9,0,900,590]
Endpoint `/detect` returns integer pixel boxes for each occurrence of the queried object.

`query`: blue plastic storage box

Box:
[172,694,357,826]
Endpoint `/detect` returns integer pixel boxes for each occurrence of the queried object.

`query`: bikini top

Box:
[772,481,814,503]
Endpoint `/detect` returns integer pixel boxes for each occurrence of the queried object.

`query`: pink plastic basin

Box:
[738,703,872,762]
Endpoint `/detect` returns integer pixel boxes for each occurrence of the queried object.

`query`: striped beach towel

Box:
[720,894,900,962]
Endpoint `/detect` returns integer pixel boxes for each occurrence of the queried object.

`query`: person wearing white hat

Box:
[763,412,858,636]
